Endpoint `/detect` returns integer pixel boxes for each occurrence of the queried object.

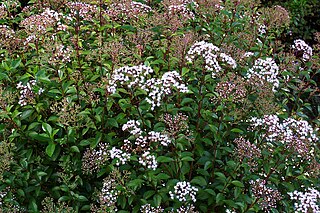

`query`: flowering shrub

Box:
[0,0,319,212]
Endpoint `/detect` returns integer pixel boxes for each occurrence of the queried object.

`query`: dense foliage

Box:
[0,0,319,212]
[261,0,320,43]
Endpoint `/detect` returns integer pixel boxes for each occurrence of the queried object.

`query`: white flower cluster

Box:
[288,188,320,213]
[140,204,164,213]
[168,4,195,20]
[108,64,153,94]
[169,181,198,203]
[148,131,172,146]
[17,80,43,106]
[292,39,313,61]
[122,120,143,136]
[0,190,7,205]
[108,65,188,110]
[247,58,280,92]
[169,204,199,213]
[142,71,188,110]
[186,41,237,78]
[258,24,267,34]
[131,1,152,14]
[243,51,254,58]
[249,115,318,160]
[138,151,157,170]
[99,178,118,211]
[109,147,131,166]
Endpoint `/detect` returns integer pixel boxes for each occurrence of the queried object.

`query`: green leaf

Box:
[42,123,52,136]
[231,180,244,187]
[230,128,243,134]
[216,193,225,204]
[77,195,88,202]
[107,118,119,128]
[153,194,162,207]
[181,156,194,161]
[157,156,174,163]
[46,143,56,157]
[143,190,155,199]
[191,176,207,187]
[70,146,80,153]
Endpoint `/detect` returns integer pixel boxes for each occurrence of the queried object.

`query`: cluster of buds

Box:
[215,73,247,103]
[186,41,237,78]
[20,8,61,35]
[288,188,320,213]
[162,113,193,142]
[106,0,151,22]
[0,4,7,19]
[250,179,282,211]
[249,115,318,160]
[66,2,98,21]
[0,25,20,51]
[81,143,108,174]
[234,137,261,171]
[169,181,198,203]
[48,44,73,65]
[247,58,280,92]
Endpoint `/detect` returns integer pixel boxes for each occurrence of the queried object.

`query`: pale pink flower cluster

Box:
[250,179,282,211]
[186,41,237,78]
[106,0,151,21]
[292,39,313,61]
[168,0,196,20]
[0,25,15,39]
[66,2,98,21]
[247,58,279,92]
[288,188,320,213]
[20,8,61,35]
